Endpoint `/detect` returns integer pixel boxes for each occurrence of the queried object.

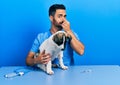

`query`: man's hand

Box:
[61,19,71,32]
[35,50,51,64]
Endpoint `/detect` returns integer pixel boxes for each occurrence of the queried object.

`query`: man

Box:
[26,4,84,67]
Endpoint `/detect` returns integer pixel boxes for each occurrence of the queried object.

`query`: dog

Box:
[36,31,72,75]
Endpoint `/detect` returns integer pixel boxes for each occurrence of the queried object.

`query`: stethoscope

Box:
[4,66,35,78]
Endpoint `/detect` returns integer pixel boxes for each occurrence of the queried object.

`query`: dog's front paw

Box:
[47,70,54,75]
[61,66,68,70]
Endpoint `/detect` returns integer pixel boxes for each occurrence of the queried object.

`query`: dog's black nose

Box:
[61,48,65,51]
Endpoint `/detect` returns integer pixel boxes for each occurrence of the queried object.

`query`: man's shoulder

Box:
[37,31,51,39]
[38,31,50,36]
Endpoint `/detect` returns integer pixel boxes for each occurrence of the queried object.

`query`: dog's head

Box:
[52,31,72,50]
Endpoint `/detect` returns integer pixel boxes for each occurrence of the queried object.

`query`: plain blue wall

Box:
[0,0,120,66]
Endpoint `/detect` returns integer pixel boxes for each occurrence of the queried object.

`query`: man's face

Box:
[51,9,66,30]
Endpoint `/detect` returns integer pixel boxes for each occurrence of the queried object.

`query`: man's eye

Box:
[64,15,66,18]
[58,15,61,18]
[58,14,62,18]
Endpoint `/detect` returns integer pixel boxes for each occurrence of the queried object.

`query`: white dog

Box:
[36,31,71,75]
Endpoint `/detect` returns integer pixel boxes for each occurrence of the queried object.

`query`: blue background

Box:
[0,0,120,66]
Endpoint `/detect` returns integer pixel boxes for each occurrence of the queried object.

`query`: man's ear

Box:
[49,15,53,22]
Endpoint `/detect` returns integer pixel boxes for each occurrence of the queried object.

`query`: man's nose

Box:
[61,16,66,21]
[62,18,66,22]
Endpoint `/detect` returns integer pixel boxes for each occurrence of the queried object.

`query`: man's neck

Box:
[50,25,60,34]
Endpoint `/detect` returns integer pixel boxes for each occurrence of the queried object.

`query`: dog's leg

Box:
[46,61,54,75]
[58,51,68,70]
[37,64,46,72]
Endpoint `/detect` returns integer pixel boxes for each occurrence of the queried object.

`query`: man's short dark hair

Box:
[49,4,66,16]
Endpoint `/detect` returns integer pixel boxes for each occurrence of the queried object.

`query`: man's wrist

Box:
[33,58,37,65]
[66,30,72,33]
[66,30,73,36]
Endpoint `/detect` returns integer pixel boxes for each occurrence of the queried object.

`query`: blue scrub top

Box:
[30,30,75,66]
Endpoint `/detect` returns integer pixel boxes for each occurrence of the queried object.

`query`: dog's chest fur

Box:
[39,34,63,60]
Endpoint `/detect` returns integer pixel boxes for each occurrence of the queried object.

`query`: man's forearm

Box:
[66,30,85,55]
[26,52,36,66]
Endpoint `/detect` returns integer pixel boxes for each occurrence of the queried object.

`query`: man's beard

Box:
[56,25,63,30]
[53,18,64,31]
